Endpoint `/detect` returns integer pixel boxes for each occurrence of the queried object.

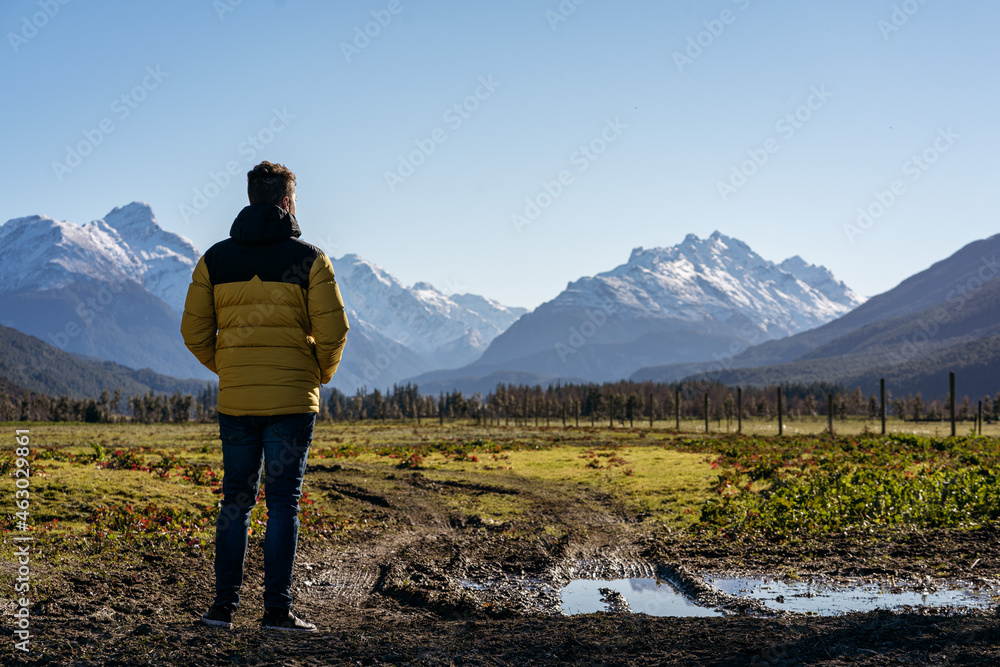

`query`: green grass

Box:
[684,433,1000,539]
[4,420,1000,562]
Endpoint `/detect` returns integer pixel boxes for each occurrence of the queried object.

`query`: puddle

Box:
[706,576,1000,616]
[459,561,1000,618]
[561,578,722,617]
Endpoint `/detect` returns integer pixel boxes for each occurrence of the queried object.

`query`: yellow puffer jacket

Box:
[181,204,349,415]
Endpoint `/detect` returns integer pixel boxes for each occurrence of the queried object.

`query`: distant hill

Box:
[0,376,31,400]
[0,323,207,399]
[0,279,205,380]
[632,233,1000,399]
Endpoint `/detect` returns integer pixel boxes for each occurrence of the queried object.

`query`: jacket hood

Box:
[229,203,301,245]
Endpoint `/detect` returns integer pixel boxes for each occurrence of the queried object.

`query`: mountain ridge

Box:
[407,231,864,394]
[0,323,208,399]
[628,233,1000,401]
[0,203,527,392]
[632,233,1000,384]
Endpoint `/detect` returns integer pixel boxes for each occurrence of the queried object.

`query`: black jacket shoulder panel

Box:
[204,237,322,289]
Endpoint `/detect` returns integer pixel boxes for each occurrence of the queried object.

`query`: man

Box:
[181,161,349,631]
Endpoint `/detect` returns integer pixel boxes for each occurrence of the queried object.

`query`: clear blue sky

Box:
[3,0,998,310]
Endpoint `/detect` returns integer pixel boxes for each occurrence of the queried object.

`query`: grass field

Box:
[4,417,999,559]
[1,420,718,557]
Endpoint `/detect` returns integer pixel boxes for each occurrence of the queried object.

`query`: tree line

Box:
[0,385,218,423]
[2,378,997,426]
[327,380,1000,426]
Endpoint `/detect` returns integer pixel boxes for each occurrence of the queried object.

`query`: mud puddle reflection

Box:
[706,575,1000,616]
[457,560,999,618]
[561,578,722,617]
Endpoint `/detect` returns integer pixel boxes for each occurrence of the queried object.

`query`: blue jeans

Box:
[214,412,316,611]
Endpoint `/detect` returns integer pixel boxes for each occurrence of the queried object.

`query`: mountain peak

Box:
[628,231,752,268]
[779,255,861,306]
[0,203,199,314]
[3,214,50,228]
[325,254,527,373]
[780,255,808,270]
[103,202,158,237]
[556,231,865,337]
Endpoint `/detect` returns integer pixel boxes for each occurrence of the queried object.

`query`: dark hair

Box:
[247,161,296,206]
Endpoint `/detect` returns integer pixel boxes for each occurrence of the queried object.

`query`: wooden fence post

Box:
[737,387,742,435]
[827,393,834,435]
[704,393,710,434]
[777,387,784,436]
[880,378,886,435]
[950,372,956,437]
[675,386,681,432]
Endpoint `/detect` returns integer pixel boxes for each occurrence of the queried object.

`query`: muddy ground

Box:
[6,458,1000,666]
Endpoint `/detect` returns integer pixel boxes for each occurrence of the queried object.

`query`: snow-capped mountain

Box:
[409,232,865,392]
[0,202,199,314]
[0,203,526,389]
[330,255,526,369]
[546,232,863,337]
[0,203,207,379]
[778,254,862,313]
[102,203,201,313]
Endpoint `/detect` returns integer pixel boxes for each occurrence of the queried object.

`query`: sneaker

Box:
[261,607,316,632]
[201,604,235,629]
